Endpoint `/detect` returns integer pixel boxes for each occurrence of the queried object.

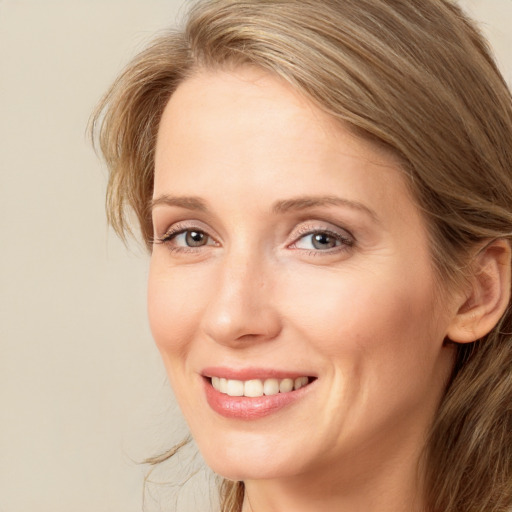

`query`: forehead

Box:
[155,66,405,193]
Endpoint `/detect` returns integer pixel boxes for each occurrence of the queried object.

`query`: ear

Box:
[447,238,511,343]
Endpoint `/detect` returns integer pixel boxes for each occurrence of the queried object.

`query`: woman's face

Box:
[149,67,457,482]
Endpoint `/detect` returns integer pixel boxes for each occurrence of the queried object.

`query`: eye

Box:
[175,230,209,247]
[155,226,218,251]
[298,232,340,250]
[291,227,354,252]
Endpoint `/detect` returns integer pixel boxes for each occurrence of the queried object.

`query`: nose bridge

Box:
[200,242,281,346]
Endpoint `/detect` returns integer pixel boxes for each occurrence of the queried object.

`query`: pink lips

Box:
[202,366,311,381]
[202,367,316,420]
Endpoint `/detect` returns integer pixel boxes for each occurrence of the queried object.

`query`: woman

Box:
[92,0,512,510]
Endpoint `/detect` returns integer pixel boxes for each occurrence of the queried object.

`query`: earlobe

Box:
[446,239,511,344]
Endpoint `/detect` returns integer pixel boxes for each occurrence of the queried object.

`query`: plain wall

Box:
[0,1,511,511]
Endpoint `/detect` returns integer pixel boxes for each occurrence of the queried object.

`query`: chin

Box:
[208,458,294,482]
[195,430,304,481]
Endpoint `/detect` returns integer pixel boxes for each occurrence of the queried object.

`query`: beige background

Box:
[0,1,511,511]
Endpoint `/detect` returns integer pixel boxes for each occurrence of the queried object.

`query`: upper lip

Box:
[201,366,316,381]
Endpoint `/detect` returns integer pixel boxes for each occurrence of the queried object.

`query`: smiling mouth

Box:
[207,376,316,398]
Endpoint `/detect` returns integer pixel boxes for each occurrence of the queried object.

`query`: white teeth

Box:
[294,376,308,390]
[263,378,280,396]
[244,379,264,397]
[226,379,244,396]
[279,378,294,393]
[210,376,310,397]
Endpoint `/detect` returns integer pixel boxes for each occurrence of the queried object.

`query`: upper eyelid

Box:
[155,219,216,238]
[290,221,355,241]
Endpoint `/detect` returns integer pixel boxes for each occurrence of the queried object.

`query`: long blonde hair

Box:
[91,1,512,510]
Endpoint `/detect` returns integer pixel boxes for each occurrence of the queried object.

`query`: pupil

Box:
[186,231,206,247]
[312,233,336,249]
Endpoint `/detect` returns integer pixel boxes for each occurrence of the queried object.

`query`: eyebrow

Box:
[272,195,379,222]
[150,195,208,212]
[150,194,378,221]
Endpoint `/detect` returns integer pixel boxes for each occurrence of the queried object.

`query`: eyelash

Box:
[153,225,217,253]
[290,226,354,255]
[154,223,355,255]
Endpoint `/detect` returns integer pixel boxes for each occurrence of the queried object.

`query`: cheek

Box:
[147,260,204,359]
[278,264,450,443]
[278,261,443,368]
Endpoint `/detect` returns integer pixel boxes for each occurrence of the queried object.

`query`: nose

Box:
[200,251,282,347]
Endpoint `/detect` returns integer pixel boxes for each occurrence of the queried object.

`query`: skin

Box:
[148,67,461,512]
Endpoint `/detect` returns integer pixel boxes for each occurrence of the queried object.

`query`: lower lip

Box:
[203,378,314,420]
